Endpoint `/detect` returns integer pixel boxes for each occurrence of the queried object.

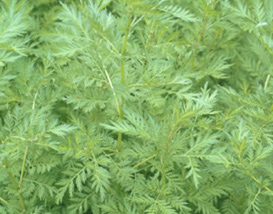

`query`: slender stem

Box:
[0,197,8,205]
[117,133,123,152]
[161,161,166,186]
[120,15,131,84]
[133,154,157,169]
[120,60,125,84]
[191,16,208,69]
[89,21,120,55]
[244,167,273,192]
[115,10,132,194]
[104,69,123,152]
[117,12,131,152]
[104,70,122,116]
[4,158,26,212]
[238,155,273,193]
[32,90,39,110]
[264,74,271,90]
[19,146,28,188]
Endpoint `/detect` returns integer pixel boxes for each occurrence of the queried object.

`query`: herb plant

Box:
[1,0,273,213]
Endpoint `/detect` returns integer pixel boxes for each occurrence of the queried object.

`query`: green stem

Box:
[161,162,166,186]
[0,197,8,205]
[115,10,132,195]
[117,13,131,152]
[120,16,130,84]
[191,16,208,69]
[19,146,28,188]
[104,70,122,116]
[4,158,26,212]
[133,154,157,169]
[120,58,126,85]
[117,133,123,152]
[238,155,273,193]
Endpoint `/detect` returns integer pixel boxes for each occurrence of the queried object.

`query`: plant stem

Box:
[192,16,208,69]
[19,146,28,188]
[133,154,157,169]
[117,133,123,152]
[0,197,8,205]
[115,10,132,195]
[4,157,26,212]
[161,162,166,186]
[117,12,131,152]
[104,70,122,116]
[120,15,131,84]
[238,155,273,193]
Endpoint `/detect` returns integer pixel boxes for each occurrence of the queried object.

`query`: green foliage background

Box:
[1,0,273,213]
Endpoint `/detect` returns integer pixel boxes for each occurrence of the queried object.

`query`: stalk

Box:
[19,146,28,187]
[161,162,166,186]
[191,17,207,69]
[238,153,273,193]
[115,9,132,195]
[4,157,26,212]
[133,154,157,169]
[117,12,131,152]
[0,197,8,205]
[192,2,209,69]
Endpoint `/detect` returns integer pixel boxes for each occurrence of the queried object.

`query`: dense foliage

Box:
[1,0,273,213]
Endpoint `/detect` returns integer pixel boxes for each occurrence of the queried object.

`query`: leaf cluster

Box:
[1,0,273,213]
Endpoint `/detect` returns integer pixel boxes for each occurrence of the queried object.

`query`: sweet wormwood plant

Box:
[1,0,273,213]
